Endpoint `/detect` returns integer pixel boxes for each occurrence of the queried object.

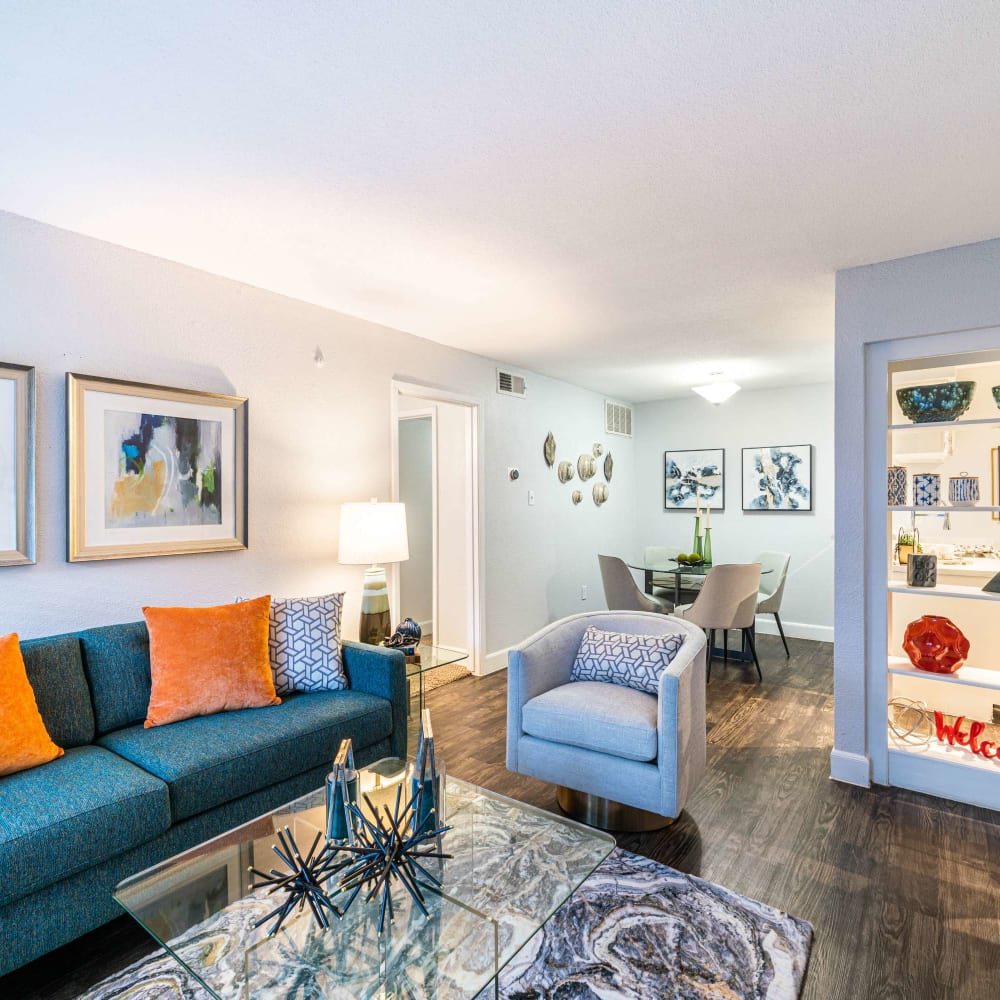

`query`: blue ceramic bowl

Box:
[896,381,975,423]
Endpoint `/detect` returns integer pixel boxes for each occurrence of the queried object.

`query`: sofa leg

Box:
[774,612,790,658]
[556,786,675,832]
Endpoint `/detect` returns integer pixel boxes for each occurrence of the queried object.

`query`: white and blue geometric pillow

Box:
[269,592,347,695]
[570,626,685,694]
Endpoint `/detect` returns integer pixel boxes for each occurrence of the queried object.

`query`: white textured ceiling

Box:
[4,1,1000,401]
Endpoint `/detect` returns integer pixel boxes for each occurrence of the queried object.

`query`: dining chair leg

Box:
[707,629,715,682]
[773,612,790,658]
[744,628,762,682]
[723,629,729,666]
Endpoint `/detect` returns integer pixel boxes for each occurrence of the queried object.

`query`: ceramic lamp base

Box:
[359,565,391,644]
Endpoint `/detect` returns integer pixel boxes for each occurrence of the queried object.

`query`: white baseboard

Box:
[416,619,433,635]
[755,615,833,644]
[829,748,871,787]
[480,647,510,676]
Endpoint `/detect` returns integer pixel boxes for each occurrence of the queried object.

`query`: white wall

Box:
[633,383,834,639]
[835,235,1000,787]
[397,415,433,631]
[0,211,634,662]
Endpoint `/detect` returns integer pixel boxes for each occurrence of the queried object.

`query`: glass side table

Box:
[404,644,469,714]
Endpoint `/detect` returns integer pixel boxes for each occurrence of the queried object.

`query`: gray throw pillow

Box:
[269,592,347,694]
[570,625,685,694]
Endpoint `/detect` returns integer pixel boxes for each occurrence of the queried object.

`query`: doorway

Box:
[391,380,483,675]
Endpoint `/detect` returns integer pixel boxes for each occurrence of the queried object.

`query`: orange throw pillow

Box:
[0,632,64,776]
[143,595,281,728]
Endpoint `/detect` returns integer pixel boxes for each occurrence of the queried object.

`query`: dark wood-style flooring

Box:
[5,635,1000,999]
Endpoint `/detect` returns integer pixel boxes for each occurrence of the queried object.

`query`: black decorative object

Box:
[983,570,1000,594]
[329,781,452,933]
[249,827,345,936]
[906,553,938,588]
[381,617,422,654]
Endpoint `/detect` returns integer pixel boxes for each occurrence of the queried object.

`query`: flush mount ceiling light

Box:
[692,381,741,404]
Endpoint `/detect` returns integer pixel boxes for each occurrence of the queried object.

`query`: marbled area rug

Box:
[78,848,811,1000]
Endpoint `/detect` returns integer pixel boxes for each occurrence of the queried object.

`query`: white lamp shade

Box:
[338,501,409,565]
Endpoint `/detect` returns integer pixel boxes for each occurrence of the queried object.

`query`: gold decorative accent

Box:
[544,431,556,467]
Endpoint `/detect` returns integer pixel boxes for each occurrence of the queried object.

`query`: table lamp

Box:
[338,499,409,644]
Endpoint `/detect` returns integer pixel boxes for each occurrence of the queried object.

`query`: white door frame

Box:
[396,406,438,639]
[390,377,484,675]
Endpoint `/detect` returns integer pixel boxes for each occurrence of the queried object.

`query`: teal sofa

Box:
[0,622,407,976]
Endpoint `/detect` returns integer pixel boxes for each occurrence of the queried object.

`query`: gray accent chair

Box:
[673,563,763,681]
[506,611,707,823]
[598,554,670,613]
[756,551,792,657]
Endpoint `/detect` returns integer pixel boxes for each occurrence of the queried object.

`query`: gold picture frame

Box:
[67,374,248,561]
[0,363,36,566]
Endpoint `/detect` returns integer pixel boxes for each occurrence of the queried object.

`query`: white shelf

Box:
[889,416,1000,431]
[889,741,1000,775]
[888,582,1000,602]
[888,656,1000,691]
[888,505,1000,512]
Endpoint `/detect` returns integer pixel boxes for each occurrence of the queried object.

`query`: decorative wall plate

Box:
[571,490,582,505]
[592,443,603,457]
[593,482,609,506]
[604,452,613,482]
[543,431,556,467]
[577,454,597,480]
[558,460,575,483]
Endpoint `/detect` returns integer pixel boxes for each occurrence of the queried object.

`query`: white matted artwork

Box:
[67,373,248,561]
[742,444,813,511]
[0,363,35,566]
[663,449,724,510]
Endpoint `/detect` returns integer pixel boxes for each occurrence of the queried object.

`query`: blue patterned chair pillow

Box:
[570,626,685,694]
[269,593,347,694]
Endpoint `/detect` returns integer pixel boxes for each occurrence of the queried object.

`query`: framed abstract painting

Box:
[0,363,36,566]
[742,444,813,511]
[663,448,725,510]
[67,374,248,561]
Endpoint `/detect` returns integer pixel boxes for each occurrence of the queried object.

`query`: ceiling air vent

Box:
[496,369,526,398]
[605,399,633,438]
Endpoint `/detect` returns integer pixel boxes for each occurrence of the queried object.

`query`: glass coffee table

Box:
[115,758,614,999]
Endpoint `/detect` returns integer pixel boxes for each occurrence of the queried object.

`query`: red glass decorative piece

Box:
[902,615,969,674]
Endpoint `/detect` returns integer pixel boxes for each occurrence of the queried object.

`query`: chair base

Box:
[556,785,675,832]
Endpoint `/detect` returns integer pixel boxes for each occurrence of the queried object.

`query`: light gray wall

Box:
[835,236,1000,785]
[634,383,834,639]
[397,416,433,630]
[0,211,634,664]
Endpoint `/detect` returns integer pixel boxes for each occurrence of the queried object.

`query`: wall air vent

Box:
[605,400,633,437]
[496,369,526,398]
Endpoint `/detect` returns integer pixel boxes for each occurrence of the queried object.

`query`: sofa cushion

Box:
[269,592,347,694]
[143,596,280,728]
[20,633,95,748]
[0,745,170,906]
[97,690,393,822]
[79,621,152,735]
[522,681,659,762]
[0,633,65,777]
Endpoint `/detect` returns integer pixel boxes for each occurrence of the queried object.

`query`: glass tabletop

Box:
[627,560,773,578]
[115,759,614,999]
[405,644,469,678]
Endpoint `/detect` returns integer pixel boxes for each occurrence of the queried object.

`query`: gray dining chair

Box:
[671,563,763,681]
[756,551,791,658]
[598,555,670,613]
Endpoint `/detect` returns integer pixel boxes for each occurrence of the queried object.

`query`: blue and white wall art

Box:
[663,448,725,510]
[742,444,813,511]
